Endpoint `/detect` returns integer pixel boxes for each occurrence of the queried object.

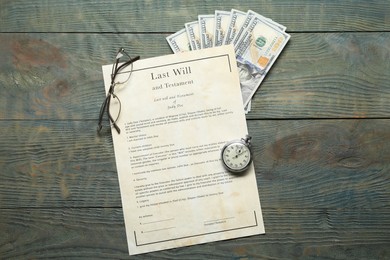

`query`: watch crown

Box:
[243,135,252,146]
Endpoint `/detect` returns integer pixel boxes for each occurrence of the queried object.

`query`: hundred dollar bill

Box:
[185,21,201,50]
[198,15,215,48]
[235,16,291,106]
[245,101,251,114]
[213,10,231,47]
[230,10,256,48]
[166,28,192,53]
[247,10,287,32]
[231,10,287,49]
[223,9,247,45]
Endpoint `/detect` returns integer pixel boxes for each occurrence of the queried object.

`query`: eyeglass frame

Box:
[98,48,140,134]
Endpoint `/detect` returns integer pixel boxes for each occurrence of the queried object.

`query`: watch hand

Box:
[236,147,244,156]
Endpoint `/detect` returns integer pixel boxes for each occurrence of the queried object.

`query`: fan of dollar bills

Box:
[166,9,290,113]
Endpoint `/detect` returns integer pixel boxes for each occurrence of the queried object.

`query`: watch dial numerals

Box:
[222,142,251,171]
[221,137,253,173]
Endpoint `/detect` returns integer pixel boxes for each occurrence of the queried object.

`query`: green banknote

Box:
[166,28,191,53]
[185,21,201,50]
[223,9,247,45]
[234,15,290,106]
[198,14,215,48]
[166,9,289,112]
[213,10,231,47]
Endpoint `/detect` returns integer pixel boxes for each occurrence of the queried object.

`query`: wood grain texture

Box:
[1,0,389,258]
[0,33,389,120]
[252,119,390,209]
[249,32,390,119]
[0,0,389,32]
[0,208,389,259]
[1,120,388,209]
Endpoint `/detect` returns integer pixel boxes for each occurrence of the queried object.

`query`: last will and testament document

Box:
[102,45,265,255]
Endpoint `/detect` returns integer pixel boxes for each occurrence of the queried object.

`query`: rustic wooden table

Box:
[1,1,389,259]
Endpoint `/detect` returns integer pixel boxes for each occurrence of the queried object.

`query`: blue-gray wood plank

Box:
[0,1,389,32]
[0,1,389,259]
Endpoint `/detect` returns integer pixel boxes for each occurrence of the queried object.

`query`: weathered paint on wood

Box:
[0,120,388,209]
[0,0,389,259]
[0,0,389,32]
[0,33,389,120]
[0,208,389,259]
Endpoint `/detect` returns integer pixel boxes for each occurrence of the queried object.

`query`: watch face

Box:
[222,141,251,172]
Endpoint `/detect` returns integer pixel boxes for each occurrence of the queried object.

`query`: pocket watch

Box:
[221,135,253,173]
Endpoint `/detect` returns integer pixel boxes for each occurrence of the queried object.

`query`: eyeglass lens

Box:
[98,48,140,134]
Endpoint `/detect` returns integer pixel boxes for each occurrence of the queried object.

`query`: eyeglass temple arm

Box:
[97,96,109,132]
[106,96,121,134]
[99,54,140,134]
[97,95,121,134]
[117,56,140,72]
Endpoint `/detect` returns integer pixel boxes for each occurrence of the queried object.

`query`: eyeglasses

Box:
[98,48,140,134]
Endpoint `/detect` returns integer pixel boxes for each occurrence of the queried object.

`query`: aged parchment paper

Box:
[102,45,264,255]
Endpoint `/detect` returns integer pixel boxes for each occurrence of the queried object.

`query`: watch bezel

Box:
[221,136,253,173]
